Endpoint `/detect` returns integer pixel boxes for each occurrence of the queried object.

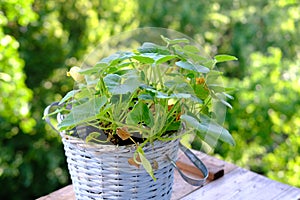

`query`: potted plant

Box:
[44,29,236,199]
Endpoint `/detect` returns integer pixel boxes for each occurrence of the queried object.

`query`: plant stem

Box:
[97,116,152,134]
[156,64,164,90]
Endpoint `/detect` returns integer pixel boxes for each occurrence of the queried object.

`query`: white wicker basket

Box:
[44,102,208,200]
[62,134,179,200]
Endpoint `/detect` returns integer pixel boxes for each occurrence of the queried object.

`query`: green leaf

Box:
[85,132,101,143]
[175,61,209,73]
[132,54,155,64]
[189,96,203,104]
[79,63,107,75]
[166,121,181,132]
[194,84,209,100]
[138,93,154,100]
[161,35,189,45]
[164,78,195,94]
[126,102,154,127]
[219,99,233,109]
[211,92,233,109]
[223,92,234,100]
[99,53,121,65]
[104,70,140,94]
[203,59,216,69]
[183,45,200,53]
[155,55,177,64]
[137,42,169,54]
[75,88,94,99]
[99,52,133,66]
[133,53,176,65]
[172,44,207,63]
[59,90,80,105]
[154,91,170,99]
[141,84,192,100]
[137,148,156,181]
[171,93,191,98]
[214,55,238,63]
[180,114,235,146]
[58,96,107,130]
[206,70,223,83]
[155,91,191,99]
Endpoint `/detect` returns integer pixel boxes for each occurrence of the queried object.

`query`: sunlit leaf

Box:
[137,42,169,54]
[161,35,189,45]
[98,52,133,66]
[137,148,156,181]
[132,54,155,64]
[214,55,238,63]
[104,70,140,94]
[219,99,233,109]
[176,60,209,73]
[155,92,191,99]
[183,45,200,53]
[138,93,154,100]
[58,96,107,130]
[180,114,235,146]
[59,90,80,105]
[212,92,233,109]
[223,92,234,100]
[133,53,176,65]
[67,66,85,83]
[79,63,107,75]
[171,93,192,98]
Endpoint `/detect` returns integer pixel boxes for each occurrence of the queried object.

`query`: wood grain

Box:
[37,151,300,200]
[181,167,300,200]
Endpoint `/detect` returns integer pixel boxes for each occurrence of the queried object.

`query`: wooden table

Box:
[38,151,300,200]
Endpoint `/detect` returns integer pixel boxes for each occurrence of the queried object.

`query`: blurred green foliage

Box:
[0,0,299,199]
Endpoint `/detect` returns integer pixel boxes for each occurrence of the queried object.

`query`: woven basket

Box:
[44,102,208,199]
[62,133,180,200]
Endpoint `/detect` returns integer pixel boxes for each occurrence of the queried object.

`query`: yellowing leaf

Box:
[67,66,85,83]
[153,160,159,170]
[128,157,140,168]
[116,127,131,140]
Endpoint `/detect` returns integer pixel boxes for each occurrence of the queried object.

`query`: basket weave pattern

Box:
[62,135,180,200]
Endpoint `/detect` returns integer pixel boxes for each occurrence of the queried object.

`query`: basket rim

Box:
[62,133,180,151]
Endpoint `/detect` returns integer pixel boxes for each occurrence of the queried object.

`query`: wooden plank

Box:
[181,167,300,200]
[272,186,300,200]
[36,151,300,200]
[37,185,75,200]
[246,176,300,200]
[171,170,199,200]
[176,150,237,177]
[171,150,235,200]
[181,167,255,200]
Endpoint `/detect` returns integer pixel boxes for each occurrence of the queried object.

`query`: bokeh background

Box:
[0,0,299,199]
